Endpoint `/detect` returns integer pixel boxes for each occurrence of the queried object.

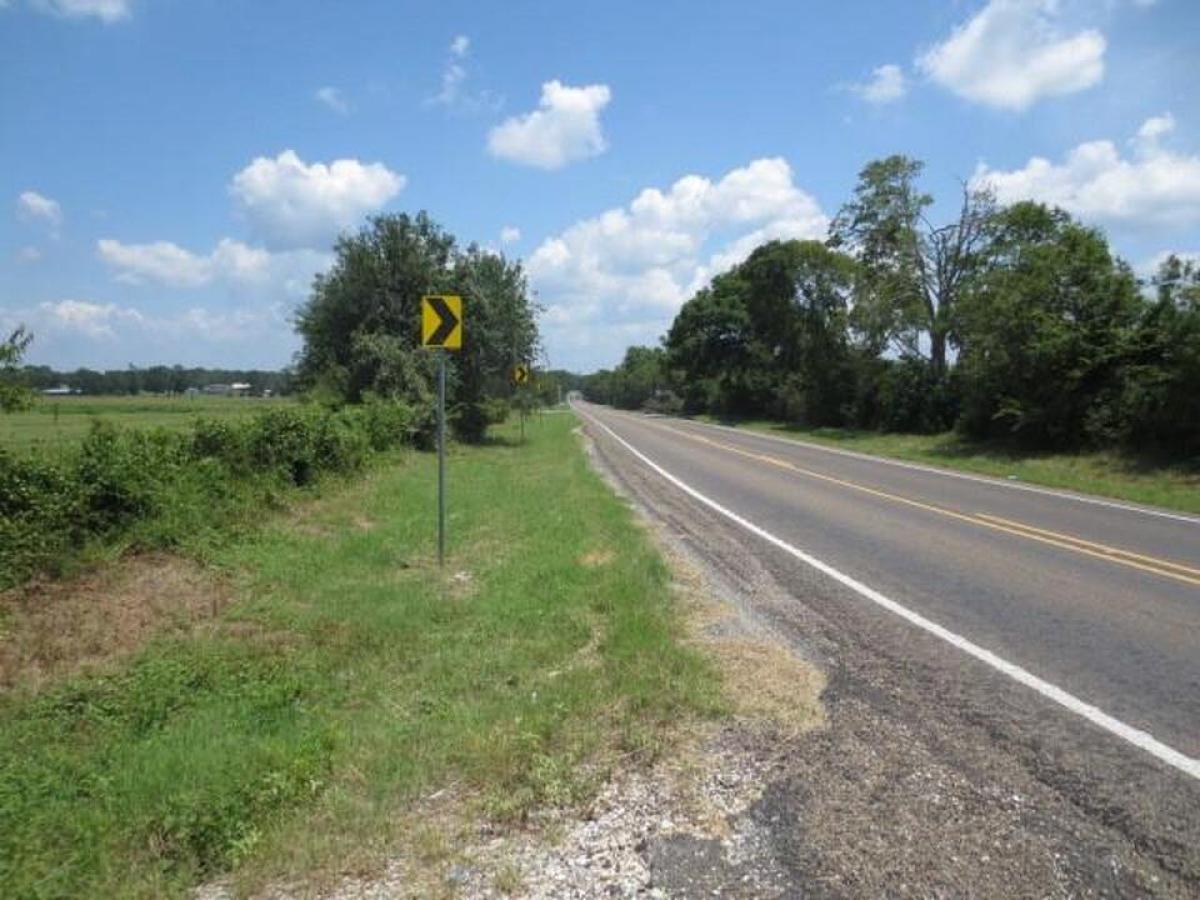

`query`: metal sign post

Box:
[437,348,446,566]
[422,295,463,567]
[512,363,530,445]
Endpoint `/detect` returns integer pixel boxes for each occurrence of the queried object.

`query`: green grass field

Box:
[0,412,719,898]
[699,417,1200,515]
[0,395,298,453]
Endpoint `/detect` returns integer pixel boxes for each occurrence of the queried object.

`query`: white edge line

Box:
[634,410,1200,526]
[578,405,1200,781]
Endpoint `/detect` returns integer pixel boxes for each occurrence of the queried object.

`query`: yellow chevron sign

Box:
[421,295,462,349]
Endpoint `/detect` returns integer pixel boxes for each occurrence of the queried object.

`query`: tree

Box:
[664,240,856,422]
[956,202,1141,448]
[1,327,34,413]
[609,346,668,410]
[1115,254,1200,455]
[296,212,456,402]
[829,155,994,379]
[739,240,856,425]
[294,212,539,441]
[665,276,761,414]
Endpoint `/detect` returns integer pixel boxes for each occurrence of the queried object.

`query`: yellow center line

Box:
[974,512,1200,578]
[623,414,1200,590]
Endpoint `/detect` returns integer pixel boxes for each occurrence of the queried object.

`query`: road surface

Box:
[576,401,1200,894]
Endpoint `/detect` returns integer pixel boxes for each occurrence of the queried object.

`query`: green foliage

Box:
[658,240,858,424]
[956,202,1142,449]
[598,154,1194,462]
[1,326,35,413]
[829,156,993,378]
[0,415,718,897]
[14,364,295,397]
[1113,255,1200,456]
[0,402,415,589]
[294,212,539,443]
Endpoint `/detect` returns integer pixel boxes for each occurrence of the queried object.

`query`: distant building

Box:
[203,384,232,396]
[230,382,251,396]
[41,385,73,396]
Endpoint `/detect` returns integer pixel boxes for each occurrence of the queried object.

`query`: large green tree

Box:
[829,156,993,379]
[294,212,538,441]
[956,202,1142,448]
[1115,254,1200,454]
[664,240,856,422]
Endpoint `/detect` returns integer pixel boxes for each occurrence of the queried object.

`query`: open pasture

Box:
[0,394,298,453]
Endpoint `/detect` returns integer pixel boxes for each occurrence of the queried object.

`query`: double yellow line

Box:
[634,416,1200,589]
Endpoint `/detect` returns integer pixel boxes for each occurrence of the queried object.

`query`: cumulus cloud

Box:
[917,0,1105,111]
[528,157,827,369]
[31,0,131,22]
[972,114,1200,228]
[97,237,331,297]
[314,86,350,115]
[500,226,521,244]
[7,298,289,350]
[229,150,405,249]
[850,64,908,104]
[37,299,144,339]
[487,81,611,169]
[16,190,62,230]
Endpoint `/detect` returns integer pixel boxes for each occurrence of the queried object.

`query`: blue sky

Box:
[2,0,1198,373]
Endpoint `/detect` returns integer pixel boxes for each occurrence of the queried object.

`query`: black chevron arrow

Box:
[427,296,459,346]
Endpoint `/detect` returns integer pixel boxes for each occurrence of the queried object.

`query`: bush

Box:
[643,390,684,416]
[0,402,418,590]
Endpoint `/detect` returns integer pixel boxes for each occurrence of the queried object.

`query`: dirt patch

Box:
[578,549,614,568]
[0,553,233,692]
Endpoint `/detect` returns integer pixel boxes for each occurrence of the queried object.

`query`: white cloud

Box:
[17,299,289,348]
[229,150,405,249]
[972,114,1200,228]
[917,0,1105,111]
[97,237,331,297]
[429,33,500,112]
[17,246,42,263]
[1136,111,1174,145]
[500,226,521,244]
[38,300,144,339]
[487,81,611,170]
[98,238,230,287]
[850,64,908,104]
[31,0,131,22]
[528,157,827,369]
[16,190,62,229]
[314,86,350,115]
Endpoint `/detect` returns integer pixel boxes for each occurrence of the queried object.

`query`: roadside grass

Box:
[0,395,297,453]
[0,413,721,898]
[698,417,1200,515]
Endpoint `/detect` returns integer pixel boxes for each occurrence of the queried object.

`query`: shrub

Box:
[0,403,417,590]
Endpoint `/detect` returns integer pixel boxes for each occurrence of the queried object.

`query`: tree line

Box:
[581,156,1200,458]
[12,361,295,397]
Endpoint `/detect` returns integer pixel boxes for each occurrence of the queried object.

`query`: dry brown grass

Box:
[578,548,615,568]
[0,553,232,692]
[665,545,826,736]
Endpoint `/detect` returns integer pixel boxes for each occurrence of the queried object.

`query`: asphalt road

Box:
[578,405,1200,892]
